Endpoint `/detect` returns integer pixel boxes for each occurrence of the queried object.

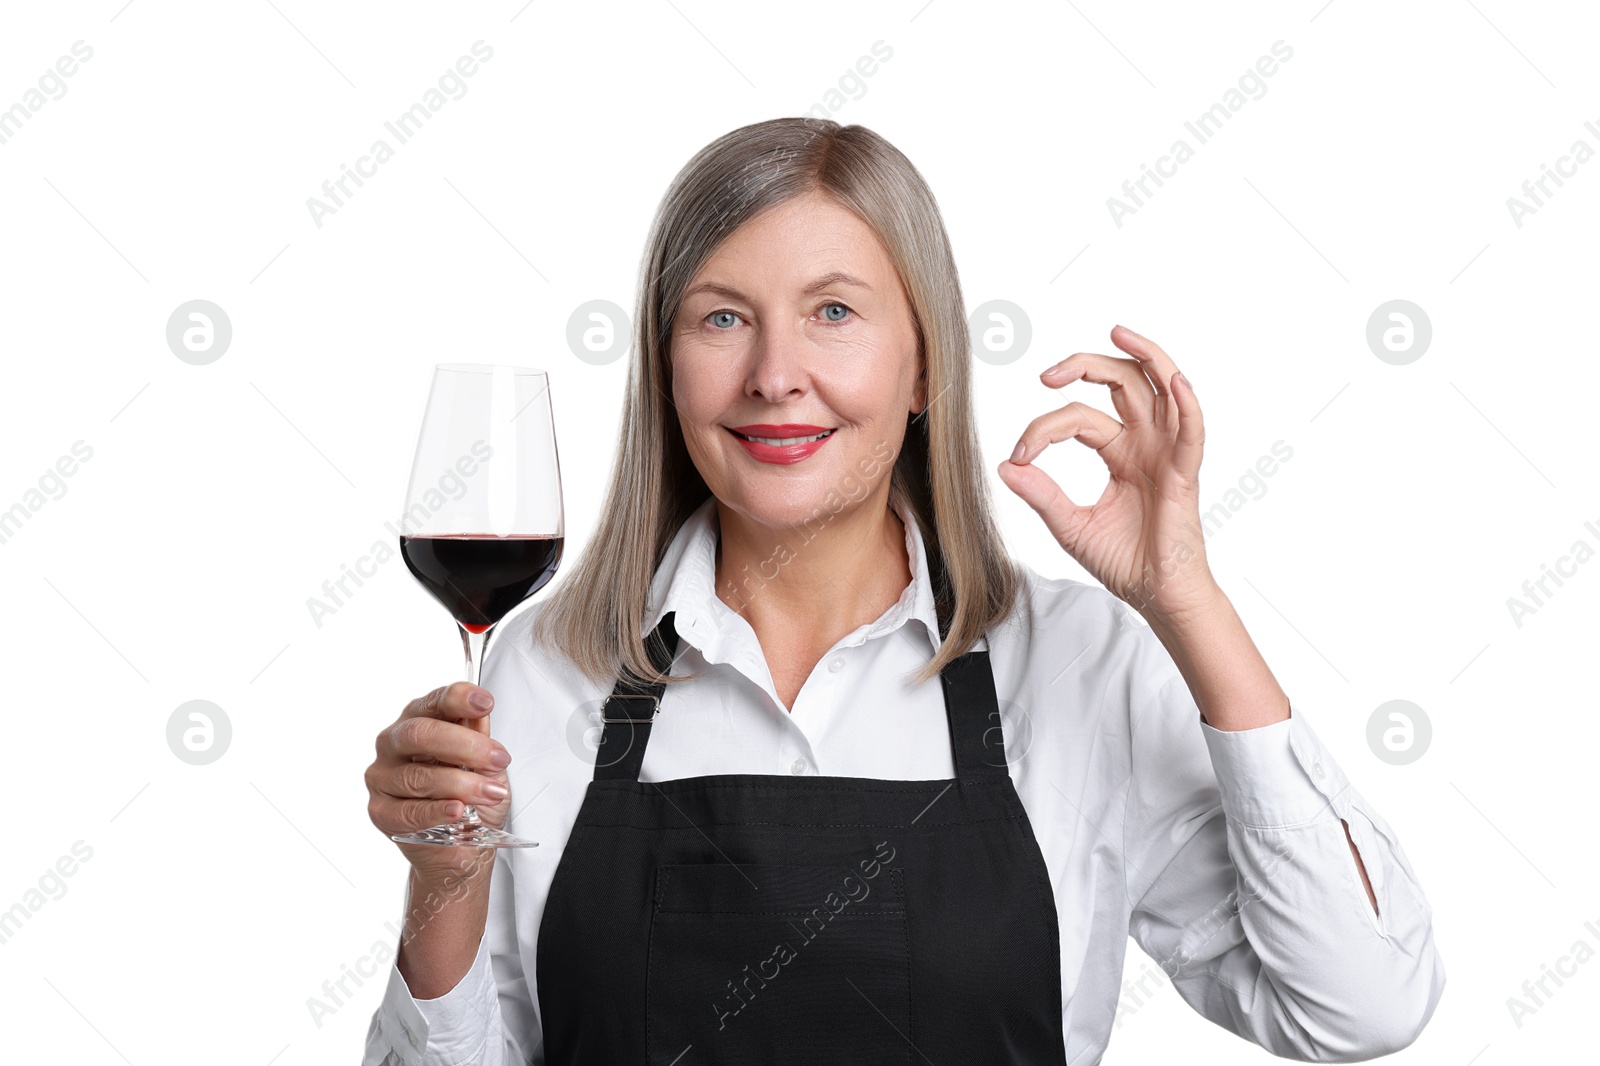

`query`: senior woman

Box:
[363,117,1444,1065]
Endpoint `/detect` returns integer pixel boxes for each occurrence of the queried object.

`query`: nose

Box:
[745,319,812,403]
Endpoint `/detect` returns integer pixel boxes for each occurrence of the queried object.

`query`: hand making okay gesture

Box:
[996,325,1222,623]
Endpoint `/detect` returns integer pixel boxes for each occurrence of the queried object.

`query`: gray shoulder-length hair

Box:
[531,116,1022,690]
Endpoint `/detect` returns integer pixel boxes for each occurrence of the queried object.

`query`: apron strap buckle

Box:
[600,693,660,723]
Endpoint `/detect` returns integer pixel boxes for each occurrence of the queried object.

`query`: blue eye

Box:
[708,310,741,329]
[821,303,852,322]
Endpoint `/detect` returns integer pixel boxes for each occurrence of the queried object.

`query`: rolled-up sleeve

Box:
[363,625,545,1065]
[362,826,540,1064]
[1124,674,1446,1062]
[363,934,506,1066]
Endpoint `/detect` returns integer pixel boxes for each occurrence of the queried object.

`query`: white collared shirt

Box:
[364,494,1445,1065]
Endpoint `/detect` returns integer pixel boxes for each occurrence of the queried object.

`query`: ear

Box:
[911,361,928,415]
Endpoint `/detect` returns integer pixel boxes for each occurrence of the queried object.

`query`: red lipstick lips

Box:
[726,424,837,465]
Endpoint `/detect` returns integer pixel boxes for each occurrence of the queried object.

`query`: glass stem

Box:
[456,623,493,828]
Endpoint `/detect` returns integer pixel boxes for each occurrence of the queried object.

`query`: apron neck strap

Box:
[591,611,680,783]
[592,610,1015,783]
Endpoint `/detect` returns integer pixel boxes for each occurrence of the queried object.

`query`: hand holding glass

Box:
[391,364,563,848]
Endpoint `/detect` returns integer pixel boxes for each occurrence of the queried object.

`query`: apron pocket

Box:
[647,861,910,1065]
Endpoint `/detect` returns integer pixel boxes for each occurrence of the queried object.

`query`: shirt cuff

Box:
[373,935,495,1066]
[1199,702,1353,829]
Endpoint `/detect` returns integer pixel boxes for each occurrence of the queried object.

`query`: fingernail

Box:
[1176,371,1192,391]
[469,690,493,711]
[1010,439,1026,463]
[481,782,509,801]
[488,746,512,769]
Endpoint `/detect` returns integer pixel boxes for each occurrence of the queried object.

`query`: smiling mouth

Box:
[727,428,836,446]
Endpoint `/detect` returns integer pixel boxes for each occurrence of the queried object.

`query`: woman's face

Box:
[672,190,925,530]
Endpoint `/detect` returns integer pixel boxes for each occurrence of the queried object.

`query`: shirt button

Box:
[1313,761,1326,780]
[828,657,844,673]
[790,757,808,775]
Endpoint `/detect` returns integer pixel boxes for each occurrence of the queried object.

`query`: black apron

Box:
[535,610,1068,1064]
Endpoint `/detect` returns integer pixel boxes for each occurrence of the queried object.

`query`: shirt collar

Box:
[644,493,943,659]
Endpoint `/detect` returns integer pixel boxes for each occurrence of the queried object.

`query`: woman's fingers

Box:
[1109,325,1205,482]
[382,713,509,771]
[1041,351,1158,429]
[1010,400,1126,468]
[1109,325,1182,435]
[368,794,468,836]
[368,757,508,804]
[1002,401,1129,542]
[1170,368,1205,481]
[405,680,494,725]
[366,683,518,852]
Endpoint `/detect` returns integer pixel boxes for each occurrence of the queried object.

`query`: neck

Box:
[712,492,911,648]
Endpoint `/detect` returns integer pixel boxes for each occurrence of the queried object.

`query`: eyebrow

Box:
[684,270,874,302]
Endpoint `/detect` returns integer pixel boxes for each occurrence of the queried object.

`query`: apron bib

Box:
[536,611,1068,1064]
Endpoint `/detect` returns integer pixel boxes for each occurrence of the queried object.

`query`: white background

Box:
[1,1,1595,1063]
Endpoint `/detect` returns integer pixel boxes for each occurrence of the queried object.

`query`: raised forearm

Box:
[1141,585,1289,733]
[1143,587,1378,913]
[395,860,494,1000]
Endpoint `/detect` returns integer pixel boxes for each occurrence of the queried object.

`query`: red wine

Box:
[400,533,562,632]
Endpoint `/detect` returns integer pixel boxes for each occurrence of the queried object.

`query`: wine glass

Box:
[390,363,563,848]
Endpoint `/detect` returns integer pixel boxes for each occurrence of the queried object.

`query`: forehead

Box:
[694,192,895,280]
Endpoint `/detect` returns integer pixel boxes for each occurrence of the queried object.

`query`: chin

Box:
[720,486,850,532]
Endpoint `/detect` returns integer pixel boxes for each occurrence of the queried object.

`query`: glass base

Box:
[387,622,539,848]
[391,821,539,848]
